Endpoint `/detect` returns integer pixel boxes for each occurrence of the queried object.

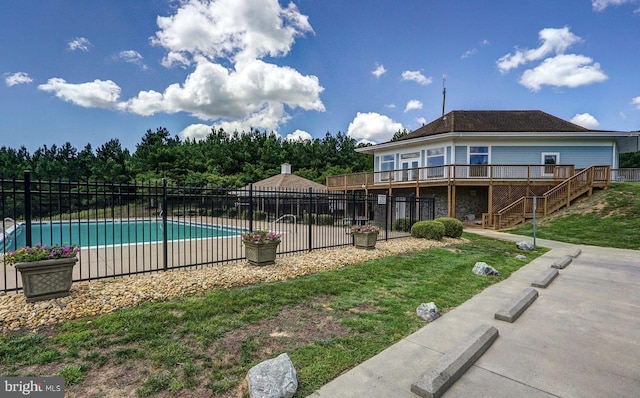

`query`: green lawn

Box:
[0,234,545,397]
[508,182,640,250]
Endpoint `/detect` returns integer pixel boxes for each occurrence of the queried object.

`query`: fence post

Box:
[23,170,32,248]
[162,178,168,271]
[308,188,313,252]
[248,183,253,232]
[385,193,389,241]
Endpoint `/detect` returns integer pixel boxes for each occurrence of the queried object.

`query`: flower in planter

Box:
[241,230,281,245]
[351,224,380,234]
[3,243,80,265]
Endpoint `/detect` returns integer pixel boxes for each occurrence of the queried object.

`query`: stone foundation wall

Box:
[455,186,488,221]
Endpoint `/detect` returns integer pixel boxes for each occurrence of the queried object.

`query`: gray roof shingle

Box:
[395,110,589,142]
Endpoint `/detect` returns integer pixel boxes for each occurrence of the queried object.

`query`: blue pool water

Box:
[1,220,244,251]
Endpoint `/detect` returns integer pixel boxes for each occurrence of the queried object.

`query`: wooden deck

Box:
[326,164,584,191]
[327,164,612,229]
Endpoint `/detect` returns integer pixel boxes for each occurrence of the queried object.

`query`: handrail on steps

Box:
[492,165,606,229]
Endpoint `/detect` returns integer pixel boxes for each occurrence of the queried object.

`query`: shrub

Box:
[411,220,445,241]
[435,217,464,238]
[393,217,414,232]
[241,210,267,220]
[302,213,316,224]
[253,211,267,221]
[316,214,334,225]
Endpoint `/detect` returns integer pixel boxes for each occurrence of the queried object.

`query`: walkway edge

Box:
[494,287,538,323]
[411,324,499,398]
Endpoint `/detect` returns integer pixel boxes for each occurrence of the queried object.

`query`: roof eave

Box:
[356,130,638,153]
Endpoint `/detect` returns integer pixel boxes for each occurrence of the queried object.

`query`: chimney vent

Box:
[281,163,291,174]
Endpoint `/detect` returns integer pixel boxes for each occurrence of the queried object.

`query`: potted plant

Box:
[4,243,80,302]
[351,224,380,250]
[241,230,281,266]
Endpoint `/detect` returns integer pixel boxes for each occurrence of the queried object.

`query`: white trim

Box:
[467,145,490,165]
[541,152,560,176]
[541,152,560,164]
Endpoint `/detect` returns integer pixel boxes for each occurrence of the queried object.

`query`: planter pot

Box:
[244,242,280,266]
[353,232,378,250]
[14,257,78,302]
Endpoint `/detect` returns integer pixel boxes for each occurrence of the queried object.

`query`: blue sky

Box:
[2,0,640,152]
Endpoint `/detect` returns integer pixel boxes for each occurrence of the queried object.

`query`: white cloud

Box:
[416,117,427,125]
[497,27,582,74]
[38,78,121,108]
[461,48,477,59]
[121,58,323,121]
[179,123,213,141]
[114,0,323,134]
[632,96,640,109]
[346,112,403,143]
[5,72,33,86]
[592,0,636,12]
[285,129,312,142]
[481,39,490,46]
[497,27,607,91]
[519,54,608,91]
[372,64,387,78]
[151,0,313,65]
[404,100,423,113]
[401,70,432,86]
[67,37,91,52]
[385,103,396,109]
[570,113,599,129]
[118,50,148,70]
[356,138,376,146]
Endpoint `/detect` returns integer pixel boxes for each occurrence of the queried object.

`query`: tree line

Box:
[0,127,373,188]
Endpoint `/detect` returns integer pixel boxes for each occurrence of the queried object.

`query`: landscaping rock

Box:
[472,262,501,276]
[247,353,298,398]
[416,302,440,322]
[515,254,527,260]
[516,241,534,251]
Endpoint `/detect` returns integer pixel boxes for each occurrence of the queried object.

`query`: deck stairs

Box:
[490,166,609,230]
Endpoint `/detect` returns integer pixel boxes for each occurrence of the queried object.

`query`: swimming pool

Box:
[1,220,245,251]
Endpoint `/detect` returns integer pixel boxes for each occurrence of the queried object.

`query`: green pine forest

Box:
[0,127,373,187]
[1,126,638,187]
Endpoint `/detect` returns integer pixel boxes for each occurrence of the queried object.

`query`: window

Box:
[380,155,394,181]
[469,146,488,165]
[426,147,445,178]
[542,152,559,174]
[469,146,489,177]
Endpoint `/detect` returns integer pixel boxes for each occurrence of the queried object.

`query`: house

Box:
[327,110,639,228]
[239,163,328,222]
[246,163,327,192]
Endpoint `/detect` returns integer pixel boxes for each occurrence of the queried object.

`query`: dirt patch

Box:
[209,300,349,362]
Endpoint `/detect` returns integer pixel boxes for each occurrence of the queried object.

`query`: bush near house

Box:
[302,214,335,225]
[435,217,464,238]
[393,217,414,232]
[411,220,445,240]
[241,210,267,220]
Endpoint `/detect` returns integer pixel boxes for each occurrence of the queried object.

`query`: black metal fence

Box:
[0,171,435,293]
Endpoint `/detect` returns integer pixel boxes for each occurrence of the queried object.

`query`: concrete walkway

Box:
[309,230,640,397]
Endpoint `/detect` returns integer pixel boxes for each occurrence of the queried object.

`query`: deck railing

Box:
[327,164,576,189]
[492,166,608,229]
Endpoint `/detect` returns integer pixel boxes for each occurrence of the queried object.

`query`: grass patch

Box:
[509,182,640,249]
[0,234,544,396]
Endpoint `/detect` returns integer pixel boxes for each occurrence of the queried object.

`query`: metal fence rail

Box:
[0,171,435,293]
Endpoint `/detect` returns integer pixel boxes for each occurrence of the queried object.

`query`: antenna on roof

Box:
[441,74,447,117]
